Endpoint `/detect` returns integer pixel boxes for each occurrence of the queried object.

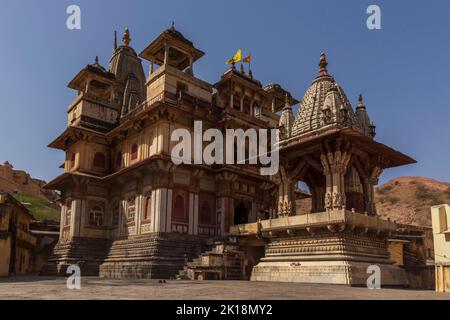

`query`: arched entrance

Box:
[234,202,249,225]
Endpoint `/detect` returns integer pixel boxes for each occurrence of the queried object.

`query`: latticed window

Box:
[89,205,104,226]
[127,197,136,221]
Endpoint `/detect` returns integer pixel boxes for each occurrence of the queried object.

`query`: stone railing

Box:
[230,210,397,237]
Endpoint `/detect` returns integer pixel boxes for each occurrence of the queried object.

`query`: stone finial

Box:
[171,21,175,30]
[114,30,118,51]
[123,27,131,46]
[94,56,99,65]
[318,52,329,77]
[357,94,366,109]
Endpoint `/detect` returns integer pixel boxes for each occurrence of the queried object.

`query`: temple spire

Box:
[113,30,118,51]
[122,27,131,46]
[171,21,175,30]
[318,52,329,77]
[283,92,291,110]
[357,94,366,109]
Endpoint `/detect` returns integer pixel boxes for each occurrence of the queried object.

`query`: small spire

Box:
[122,27,131,46]
[318,52,329,77]
[283,92,291,110]
[113,30,118,51]
[171,21,175,30]
[94,56,99,65]
[357,94,366,109]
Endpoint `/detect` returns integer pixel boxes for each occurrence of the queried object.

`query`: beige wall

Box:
[0,235,11,276]
[431,204,450,292]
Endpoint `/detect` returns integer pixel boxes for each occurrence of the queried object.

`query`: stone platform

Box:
[233,210,408,286]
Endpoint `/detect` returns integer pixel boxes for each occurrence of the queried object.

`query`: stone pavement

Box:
[0,276,449,300]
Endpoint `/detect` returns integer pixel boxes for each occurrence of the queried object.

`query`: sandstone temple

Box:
[43,26,433,286]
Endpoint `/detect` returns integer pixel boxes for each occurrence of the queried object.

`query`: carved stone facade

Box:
[43,27,417,285]
[42,26,291,278]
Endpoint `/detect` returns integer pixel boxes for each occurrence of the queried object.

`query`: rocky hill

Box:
[375,176,450,227]
[0,161,60,221]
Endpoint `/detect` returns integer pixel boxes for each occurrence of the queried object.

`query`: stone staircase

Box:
[40,237,110,276]
[99,233,207,279]
[176,241,246,280]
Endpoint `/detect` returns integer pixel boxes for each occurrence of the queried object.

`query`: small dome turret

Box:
[355,94,376,138]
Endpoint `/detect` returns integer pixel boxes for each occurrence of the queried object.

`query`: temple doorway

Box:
[234,202,249,225]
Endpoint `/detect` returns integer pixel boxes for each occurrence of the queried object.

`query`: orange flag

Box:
[243,55,251,63]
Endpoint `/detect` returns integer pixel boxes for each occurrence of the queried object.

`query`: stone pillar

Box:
[276,166,295,216]
[165,188,173,232]
[150,60,154,74]
[321,149,351,211]
[59,202,66,238]
[188,192,199,235]
[368,166,382,215]
[189,55,194,75]
[217,172,237,234]
[164,42,169,66]
[70,199,83,238]
[152,188,170,233]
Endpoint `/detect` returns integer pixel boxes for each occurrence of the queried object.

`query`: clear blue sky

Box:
[0,0,449,185]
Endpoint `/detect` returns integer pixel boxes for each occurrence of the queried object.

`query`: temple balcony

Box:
[67,92,119,132]
[145,63,213,105]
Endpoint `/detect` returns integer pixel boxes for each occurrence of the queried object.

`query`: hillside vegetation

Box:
[13,193,60,222]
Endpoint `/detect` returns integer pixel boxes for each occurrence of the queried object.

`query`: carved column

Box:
[217,172,237,234]
[276,166,295,217]
[321,142,351,211]
[368,166,383,215]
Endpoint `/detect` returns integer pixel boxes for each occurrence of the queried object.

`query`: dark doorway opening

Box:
[234,202,249,225]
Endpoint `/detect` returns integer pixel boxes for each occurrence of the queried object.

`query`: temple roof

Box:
[68,56,115,90]
[291,53,367,138]
[139,25,204,69]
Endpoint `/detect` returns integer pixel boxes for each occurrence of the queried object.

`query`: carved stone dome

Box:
[291,54,364,138]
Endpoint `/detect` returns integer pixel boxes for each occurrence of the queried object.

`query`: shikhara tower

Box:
[43,27,416,285]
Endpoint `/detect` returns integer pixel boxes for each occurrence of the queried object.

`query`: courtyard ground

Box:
[0,276,449,300]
